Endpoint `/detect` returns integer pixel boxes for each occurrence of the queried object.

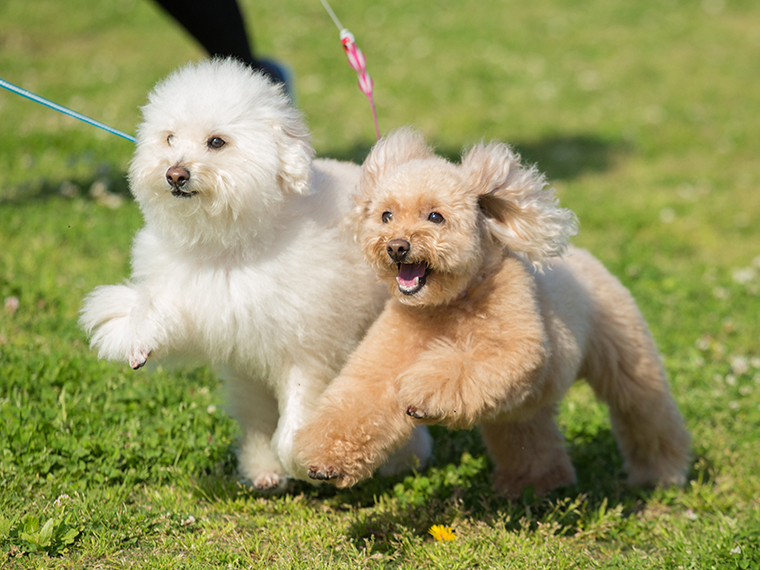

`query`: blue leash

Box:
[0,77,136,143]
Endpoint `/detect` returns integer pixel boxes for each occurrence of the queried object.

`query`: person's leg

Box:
[152,0,287,84]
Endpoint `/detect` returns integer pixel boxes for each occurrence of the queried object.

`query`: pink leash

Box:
[320,0,381,141]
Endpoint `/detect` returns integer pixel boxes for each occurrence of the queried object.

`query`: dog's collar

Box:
[454,273,487,302]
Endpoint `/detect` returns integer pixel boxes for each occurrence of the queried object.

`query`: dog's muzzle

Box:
[166,165,197,197]
[387,238,430,295]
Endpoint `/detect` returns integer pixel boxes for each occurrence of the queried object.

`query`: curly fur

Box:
[294,128,690,497]
[79,61,431,490]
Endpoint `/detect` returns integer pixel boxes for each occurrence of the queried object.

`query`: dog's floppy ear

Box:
[461,142,578,269]
[274,107,315,195]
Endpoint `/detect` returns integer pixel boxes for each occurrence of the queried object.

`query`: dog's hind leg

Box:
[582,279,690,488]
[481,406,576,499]
[271,364,335,482]
[227,373,286,491]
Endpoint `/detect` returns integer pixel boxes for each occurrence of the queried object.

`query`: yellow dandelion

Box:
[428,524,457,542]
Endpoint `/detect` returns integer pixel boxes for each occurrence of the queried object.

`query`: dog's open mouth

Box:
[396,262,430,295]
[166,166,197,198]
[170,188,199,198]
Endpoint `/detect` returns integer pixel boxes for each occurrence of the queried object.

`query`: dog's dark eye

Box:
[207,136,227,150]
[382,211,393,223]
[428,212,445,224]
[166,134,174,146]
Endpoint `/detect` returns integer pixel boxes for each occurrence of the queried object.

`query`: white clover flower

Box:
[4,296,19,314]
[54,494,71,508]
[659,208,676,223]
[730,356,750,375]
[731,267,757,284]
[712,287,730,300]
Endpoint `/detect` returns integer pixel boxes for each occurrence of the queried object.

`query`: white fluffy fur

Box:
[79,59,431,489]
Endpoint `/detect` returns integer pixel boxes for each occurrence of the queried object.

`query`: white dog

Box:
[80,58,432,490]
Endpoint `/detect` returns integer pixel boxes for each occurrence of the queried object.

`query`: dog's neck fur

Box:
[150,218,278,263]
[144,191,302,263]
[402,247,515,312]
[391,253,536,335]
[458,252,510,300]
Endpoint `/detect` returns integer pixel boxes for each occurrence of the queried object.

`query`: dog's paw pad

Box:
[308,466,340,481]
[407,405,464,427]
[406,406,427,420]
[252,472,283,491]
[129,349,152,370]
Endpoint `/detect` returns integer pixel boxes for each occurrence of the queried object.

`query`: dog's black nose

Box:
[387,238,411,262]
[166,166,190,188]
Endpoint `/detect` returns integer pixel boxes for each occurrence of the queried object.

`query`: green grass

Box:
[2,0,760,567]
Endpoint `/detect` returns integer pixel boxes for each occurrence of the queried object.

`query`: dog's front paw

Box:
[129,348,152,370]
[296,432,368,488]
[398,378,471,429]
[81,284,164,369]
[252,471,286,492]
[397,353,491,429]
[306,464,360,488]
[405,405,442,422]
[404,403,463,428]
[90,316,155,370]
[307,465,341,482]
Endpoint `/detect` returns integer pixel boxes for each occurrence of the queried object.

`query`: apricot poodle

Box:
[294,128,690,498]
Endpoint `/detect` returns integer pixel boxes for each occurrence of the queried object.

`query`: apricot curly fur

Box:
[294,128,690,498]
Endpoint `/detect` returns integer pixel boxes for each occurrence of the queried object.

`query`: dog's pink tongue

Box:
[397,262,426,288]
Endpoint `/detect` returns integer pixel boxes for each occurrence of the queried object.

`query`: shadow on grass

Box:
[184,409,710,555]
[0,168,131,206]
[1,132,627,206]
[322,132,630,182]
[277,423,702,554]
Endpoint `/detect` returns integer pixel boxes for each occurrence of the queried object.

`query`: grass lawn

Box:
[1,0,759,567]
